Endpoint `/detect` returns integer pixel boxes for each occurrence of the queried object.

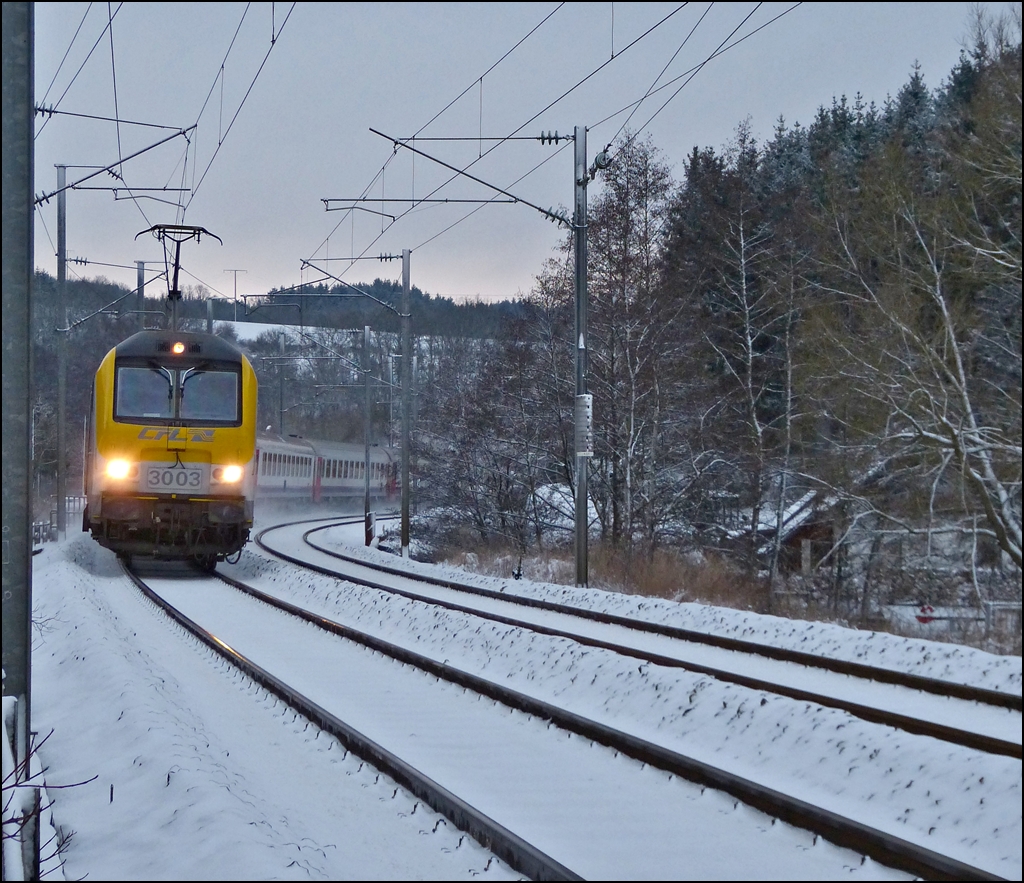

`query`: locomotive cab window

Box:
[116,367,173,419]
[180,368,239,423]
[114,361,242,426]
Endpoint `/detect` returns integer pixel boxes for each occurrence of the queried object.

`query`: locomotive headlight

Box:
[213,464,244,483]
[106,459,134,480]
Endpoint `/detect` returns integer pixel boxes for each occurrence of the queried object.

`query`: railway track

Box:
[258,518,1022,761]
[121,532,1015,880]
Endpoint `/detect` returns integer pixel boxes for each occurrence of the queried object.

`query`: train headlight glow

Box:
[172,341,186,354]
[213,465,244,483]
[106,459,133,479]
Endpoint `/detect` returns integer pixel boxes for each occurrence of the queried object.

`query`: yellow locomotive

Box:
[83,329,258,568]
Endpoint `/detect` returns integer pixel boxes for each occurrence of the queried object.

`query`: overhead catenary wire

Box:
[34,4,298,300]
[606,1,715,149]
[35,1,124,140]
[320,3,691,288]
[37,2,93,109]
[600,2,803,160]
[184,2,297,212]
[381,2,803,284]
[304,2,571,278]
[103,2,155,230]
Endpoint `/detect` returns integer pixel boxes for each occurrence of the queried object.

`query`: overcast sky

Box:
[31,2,1011,307]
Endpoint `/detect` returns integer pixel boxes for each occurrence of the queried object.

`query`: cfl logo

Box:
[138,427,216,442]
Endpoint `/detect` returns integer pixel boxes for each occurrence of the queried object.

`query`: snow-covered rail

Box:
[258,519,1022,761]
[118,556,1000,881]
[119,559,575,881]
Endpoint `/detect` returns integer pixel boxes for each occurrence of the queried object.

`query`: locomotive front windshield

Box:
[115,363,240,425]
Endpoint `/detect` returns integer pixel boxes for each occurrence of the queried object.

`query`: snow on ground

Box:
[344,528,1022,696]
[22,507,1024,880]
[250,522,1023,879]
[28,535,518,881]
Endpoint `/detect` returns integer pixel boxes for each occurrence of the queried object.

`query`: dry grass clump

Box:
[440,540,770,612]
[436,537,1019,655]
[588,544,770,611]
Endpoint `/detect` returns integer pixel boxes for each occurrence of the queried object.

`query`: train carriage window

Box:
[115,366,173,419]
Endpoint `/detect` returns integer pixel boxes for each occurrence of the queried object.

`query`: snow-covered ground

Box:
[19,507,1023,880]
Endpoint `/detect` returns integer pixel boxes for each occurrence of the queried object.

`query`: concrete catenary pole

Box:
[574,125,592,587]
[2,3,40,878]
[136,260,146,330]
[401,249,412,558]
[364,325,373,546]
[225,268,246,322]
[56,164,68,537]
[278,331,286,435]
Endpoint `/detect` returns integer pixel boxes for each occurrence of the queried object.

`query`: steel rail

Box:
[254,523,1023,760]
[212,562,1006,883]
[119,558,581,882]
[301,522,1022,713]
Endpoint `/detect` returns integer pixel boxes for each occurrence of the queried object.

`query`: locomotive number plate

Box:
[144,465,206,493]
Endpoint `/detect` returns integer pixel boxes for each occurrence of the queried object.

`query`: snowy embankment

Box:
[245,520,1022,879]
[24,520,1023,880]
[29,536,518,881]
[338,533,1023,695]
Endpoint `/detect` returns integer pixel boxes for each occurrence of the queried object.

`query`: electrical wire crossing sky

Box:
[31,2,1012,306]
